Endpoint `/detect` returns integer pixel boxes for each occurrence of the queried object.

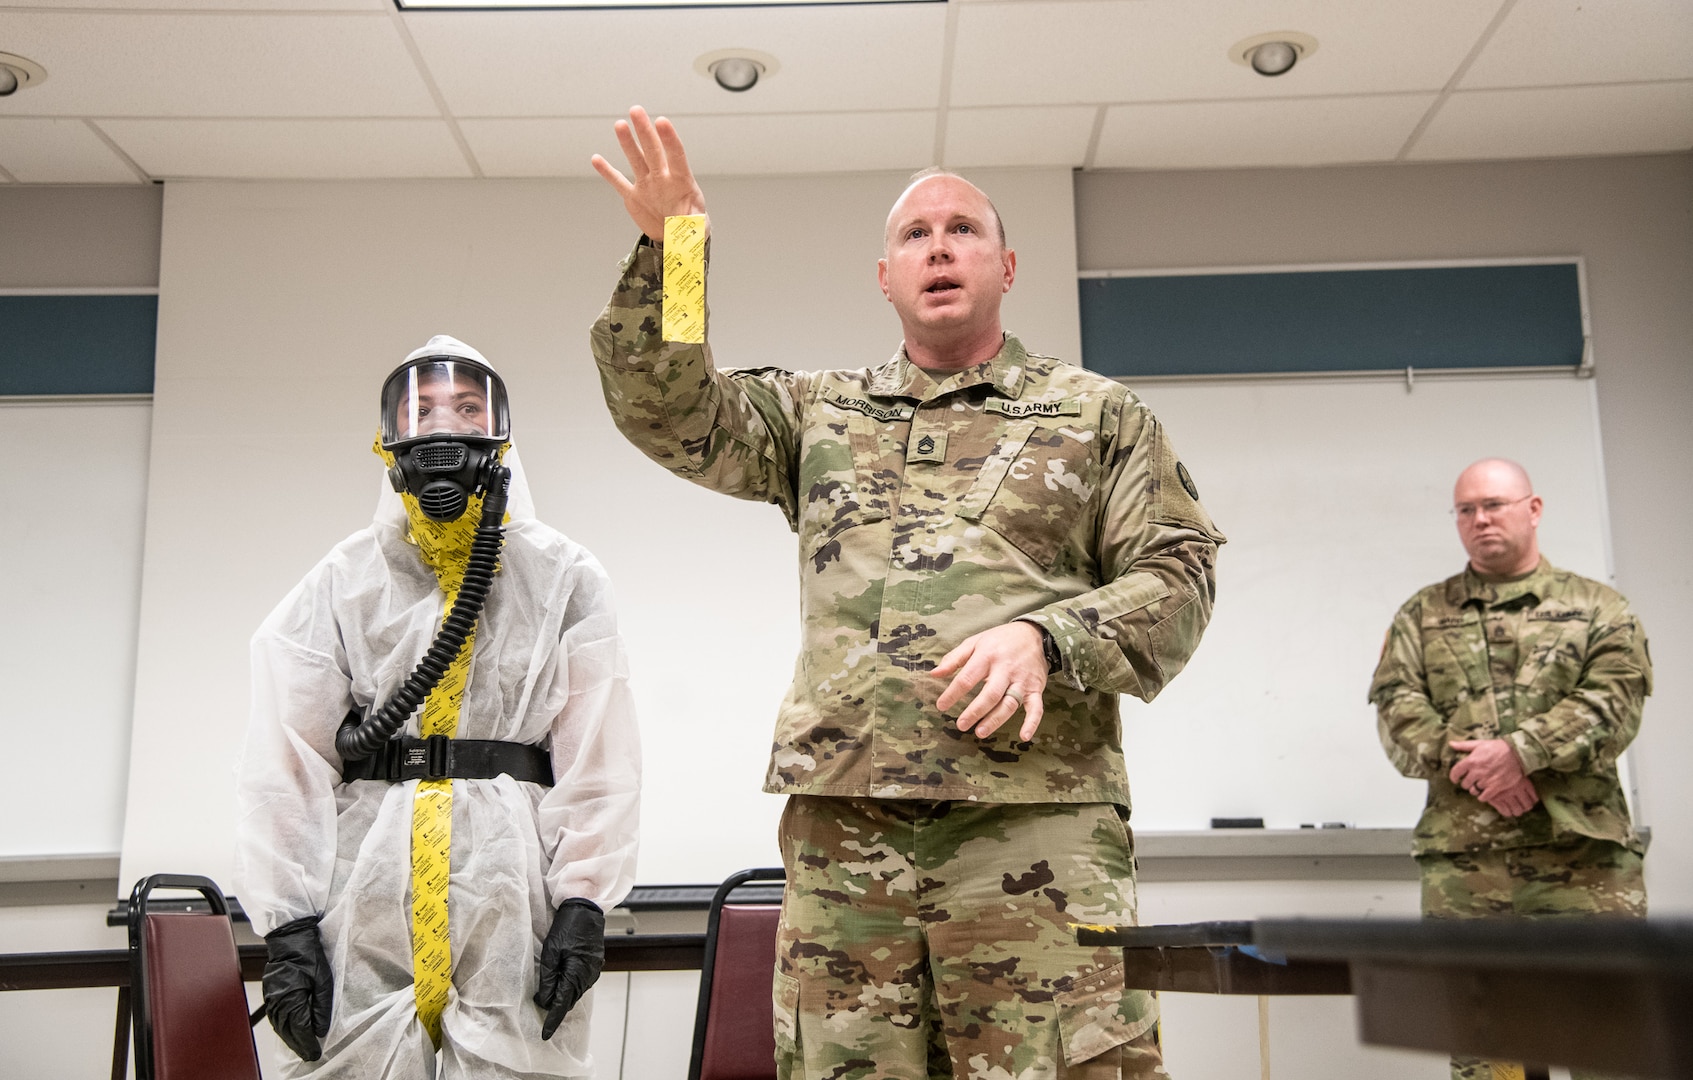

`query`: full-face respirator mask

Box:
[339,340,514,765]
[379,350,511,522]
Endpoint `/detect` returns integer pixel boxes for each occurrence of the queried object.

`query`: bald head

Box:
[1453,458,1542,577]
[1457,458,1533,497]
[884,169,1006,254]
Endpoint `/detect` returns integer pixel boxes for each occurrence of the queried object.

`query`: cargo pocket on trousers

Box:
[1057,962,1157,1068]
[773,969,801,1067]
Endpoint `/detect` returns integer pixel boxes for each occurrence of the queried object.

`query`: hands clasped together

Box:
[1449,737,1540,818]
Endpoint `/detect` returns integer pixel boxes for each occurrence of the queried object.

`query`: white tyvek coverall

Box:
[236,452,640,1079]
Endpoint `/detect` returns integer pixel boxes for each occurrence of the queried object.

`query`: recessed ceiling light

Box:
[695,49,780,94]
[0,52,48,97]
[1228,32,1318,78]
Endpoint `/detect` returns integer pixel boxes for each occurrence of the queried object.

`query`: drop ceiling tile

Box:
[1094,93,1436,170]
[458,117,618,177]
[678,111,936,175]
[951,0,1499,107]
[943,106,1097,168]
[0,118,141,183]
[1462,0,1693,89]
[1409,82,1693,162]
[0,12,437,117]
[403,6,946,117]
[465,111,934,177]
[97,119,473,179]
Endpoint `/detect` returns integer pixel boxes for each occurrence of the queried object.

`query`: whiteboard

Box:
[1119,373,1611,831]
[0,399,151,857]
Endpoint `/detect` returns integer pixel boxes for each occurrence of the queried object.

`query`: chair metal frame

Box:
[686,866,785,1080]
[118,873,263,1080]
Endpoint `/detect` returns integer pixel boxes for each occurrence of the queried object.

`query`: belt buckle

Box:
[380,737,407,782]
[395,736,445,782]
[399,734,453,781]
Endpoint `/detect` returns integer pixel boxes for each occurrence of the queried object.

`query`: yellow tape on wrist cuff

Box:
[662,214,707,344]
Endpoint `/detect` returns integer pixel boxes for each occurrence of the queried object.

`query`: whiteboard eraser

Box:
[1210,817,1264,829]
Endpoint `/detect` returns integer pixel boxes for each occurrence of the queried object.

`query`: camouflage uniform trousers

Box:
[1419,837,1647,1080]
[774,795,1168,1080]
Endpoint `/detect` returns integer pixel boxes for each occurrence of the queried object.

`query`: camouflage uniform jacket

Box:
[1369,559,1651,856]
[591,242,1224,804]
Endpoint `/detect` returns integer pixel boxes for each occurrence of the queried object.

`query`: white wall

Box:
[0,185,161,290]
[117,168,1081,892]
[1078,151,1693,912]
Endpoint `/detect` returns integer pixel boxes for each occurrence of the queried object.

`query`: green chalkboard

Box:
[0,294,158,395]
[1080,263,1584,378]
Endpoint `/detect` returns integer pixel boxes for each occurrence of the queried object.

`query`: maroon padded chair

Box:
[122,874,263,1080]
[688,867,784,1080]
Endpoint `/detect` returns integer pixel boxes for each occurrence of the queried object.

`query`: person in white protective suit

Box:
[235,335,641,1079]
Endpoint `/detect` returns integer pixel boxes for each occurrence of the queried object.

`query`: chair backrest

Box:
[128,874,263,1080]
[688,867,785,1080]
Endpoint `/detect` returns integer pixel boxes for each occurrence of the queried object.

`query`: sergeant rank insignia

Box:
[908,432,947,464]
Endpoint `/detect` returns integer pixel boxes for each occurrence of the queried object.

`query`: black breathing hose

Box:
[335,465,512,763]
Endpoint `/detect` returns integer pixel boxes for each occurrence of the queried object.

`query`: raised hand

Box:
[590,106,709,243]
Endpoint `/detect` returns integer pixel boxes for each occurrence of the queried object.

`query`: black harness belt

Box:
[341,734,553,786]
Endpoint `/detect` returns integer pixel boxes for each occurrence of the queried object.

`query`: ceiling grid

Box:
[1393,0,1520,162]
[383,0,485,178]
[930,0,961,166]
[0,0,1687,182]
[81,117,151,182]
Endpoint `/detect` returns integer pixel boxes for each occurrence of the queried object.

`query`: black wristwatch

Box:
[1037,626,1063,674]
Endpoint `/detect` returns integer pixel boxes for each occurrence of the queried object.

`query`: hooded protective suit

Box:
[235,341,640,1079]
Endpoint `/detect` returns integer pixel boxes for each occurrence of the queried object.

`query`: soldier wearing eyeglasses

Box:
[1369,457,1652,1080]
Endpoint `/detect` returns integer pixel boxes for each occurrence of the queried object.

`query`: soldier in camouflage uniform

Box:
[1369,458,1651,1080]
[589,108,1223,1080]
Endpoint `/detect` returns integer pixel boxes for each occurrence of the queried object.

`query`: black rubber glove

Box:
[262,914,334,1062]
[532,898,605,1040]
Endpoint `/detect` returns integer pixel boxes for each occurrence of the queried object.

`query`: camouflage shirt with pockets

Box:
[1370,559,1652,855]
[591,242,1225,804]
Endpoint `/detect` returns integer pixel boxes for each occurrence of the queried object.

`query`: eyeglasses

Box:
[1451,495,1533,521]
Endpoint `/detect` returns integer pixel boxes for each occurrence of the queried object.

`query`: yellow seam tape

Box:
[410,778,454,1047]
[409,575,474,1048]
[1490,1065,1527,1080]
[662,214,707,344]
[374,431,507,1047]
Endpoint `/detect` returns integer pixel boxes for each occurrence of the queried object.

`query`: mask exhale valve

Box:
[336,466,512,763]
[390,440,499,523]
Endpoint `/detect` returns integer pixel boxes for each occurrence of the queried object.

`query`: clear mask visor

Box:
[381,359,510,447]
